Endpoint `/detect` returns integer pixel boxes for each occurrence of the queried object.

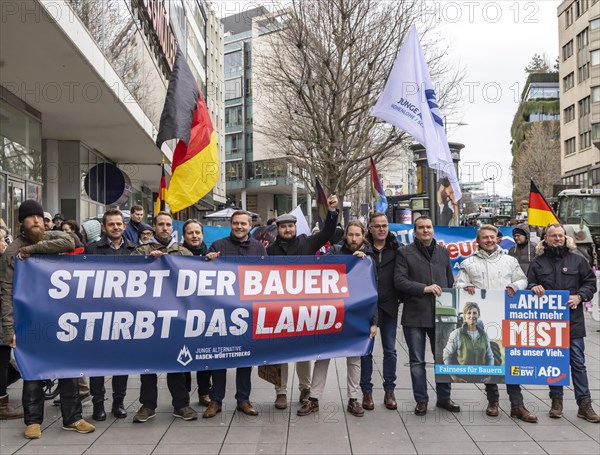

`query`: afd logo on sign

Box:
[510,366,534,377]
[538,366,567,384]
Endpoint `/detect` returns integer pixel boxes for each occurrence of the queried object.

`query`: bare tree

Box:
[252,0,464,206]
[512,122,561,206]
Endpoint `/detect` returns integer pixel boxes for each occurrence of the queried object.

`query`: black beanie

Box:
[512,227,528,238]
[18,200,44,223]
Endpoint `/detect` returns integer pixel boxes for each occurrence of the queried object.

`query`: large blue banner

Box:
[14,255,377,380]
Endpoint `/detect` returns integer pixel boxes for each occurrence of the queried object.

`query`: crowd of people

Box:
[0,198,599,441]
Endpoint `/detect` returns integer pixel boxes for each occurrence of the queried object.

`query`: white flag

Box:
[372,26,461,201]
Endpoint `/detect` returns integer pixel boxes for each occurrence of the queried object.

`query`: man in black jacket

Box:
[265,194,339,409]
[508,224,536,275]
[85,209,136,421]
[394,216,460,416]
[204,211,267,418]
[528,223,599,423]
[360,212,402,411]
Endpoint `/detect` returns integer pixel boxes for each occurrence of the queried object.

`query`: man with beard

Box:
[204,211,267,418]
[0,200,95,439]
[528,223,599,423]
[298,221,377,417]
[123,205,145,244]
[179,219,211,407]
[131,211,196,423]
[394,216,460,416]
[360,212,402,411]
[508,224,536,274]
[43,212,53,231]
[265,194,339,409]
[85,208,136,421]
[455,224,536,423]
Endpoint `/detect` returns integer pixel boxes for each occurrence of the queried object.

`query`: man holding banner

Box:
[131,211,196,423]
[455,224,537,423]
[0,200,95,439]
[528,223,599,423]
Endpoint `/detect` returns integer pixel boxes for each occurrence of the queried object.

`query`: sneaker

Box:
[62,419,95,433]
[24,423,41,439]
[275,394,288,410]
[297,399,319,416]
[299,389,310,403]
[173,406,198,421]
[133,406,156,423]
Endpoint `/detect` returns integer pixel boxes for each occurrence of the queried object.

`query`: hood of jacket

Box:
[535,235,577,256]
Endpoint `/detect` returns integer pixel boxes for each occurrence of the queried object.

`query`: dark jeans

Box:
[549,337,590,404]
[23,378,82,426]
[183,371,212,395]
[485,384,524,408]
[0,345,10,396]
[360,313,398,393]
[139,373,189,410]
[402,326,451,403]
[90,375,128,404]
[211,367,252,405]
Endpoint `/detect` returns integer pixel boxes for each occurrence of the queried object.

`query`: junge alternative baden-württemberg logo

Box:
[177,345,193,366]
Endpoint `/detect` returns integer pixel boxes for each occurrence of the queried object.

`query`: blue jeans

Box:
[211,367,252,405]
[549,337,590,404]
[360,313,397,393]
[402,326,451,403]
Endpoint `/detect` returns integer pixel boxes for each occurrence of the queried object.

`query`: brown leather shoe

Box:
[347,399,364,417]
[414,402,428,416]
[202,401,222,419]
[549,397,563,418]
[384,391,397,410]
[237,400,258,416]
[510,406,538,423]
[486,401,499,417]
[436,399,460,413]
[362,392,374,411]
[297,399,319,416]
[577,398,600,423]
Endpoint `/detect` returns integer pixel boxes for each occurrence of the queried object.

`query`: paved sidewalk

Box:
[1,313,599,454]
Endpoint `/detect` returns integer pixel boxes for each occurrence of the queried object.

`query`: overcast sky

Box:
[212,0,561,197]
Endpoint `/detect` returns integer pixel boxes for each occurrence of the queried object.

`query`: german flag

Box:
[315,178,329,228]
[156,47,218,213]
[528,180,559,227]
[155,159,166,215]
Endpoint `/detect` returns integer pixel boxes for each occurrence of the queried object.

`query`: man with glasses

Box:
[360,212,402,411]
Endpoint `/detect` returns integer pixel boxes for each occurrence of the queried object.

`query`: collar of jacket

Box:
[97,235,134,249]
[475,245,503,260]
[366,232,400,250]
[228,233,251,246]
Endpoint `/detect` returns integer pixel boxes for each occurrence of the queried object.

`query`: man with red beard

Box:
[0,200,95,439]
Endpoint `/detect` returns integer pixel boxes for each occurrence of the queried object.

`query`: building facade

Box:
[0,0,224,238]
[558,0,600,187]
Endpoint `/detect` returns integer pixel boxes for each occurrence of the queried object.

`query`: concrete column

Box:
[241,189,247,210]
[42,139,59,214]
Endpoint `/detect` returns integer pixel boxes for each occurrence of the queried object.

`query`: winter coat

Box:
[527,238,597,338]
[0,230,75,344]
[394,239,454,328]
[209,234,267,257]
[454,246,527,292]
[508,223,536,275]
[123,220,142,245]
[85,235,137,256]
[364,232,402,319]
[132,237,192,256]
[326,241,378,326]
[267,209,339,256]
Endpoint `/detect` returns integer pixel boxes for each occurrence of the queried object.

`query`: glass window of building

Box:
[563,73,574,92]
[226,161,243,181]
[565,137,576,156]
[591,18,600,30]
[226,134,242,154]
[562,40,573,61]
[591,50,600,66]
[225,78,242,100]
[225,106,243,128]
[579,96,591,117]
[564,105,575,123]
[225,51,243,75]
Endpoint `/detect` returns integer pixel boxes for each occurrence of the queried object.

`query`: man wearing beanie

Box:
[0,200,95,439]
[508,224,536,274]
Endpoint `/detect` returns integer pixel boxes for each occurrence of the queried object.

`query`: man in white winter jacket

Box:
[454,224,537,423]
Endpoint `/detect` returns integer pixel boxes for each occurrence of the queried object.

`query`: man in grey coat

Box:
[508,224,536,274]
[394,216,460,416]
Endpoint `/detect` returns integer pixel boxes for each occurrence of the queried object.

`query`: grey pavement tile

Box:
[13,444,92,454]
[0,446,23,455]
[160,426,229,444]
[93,426,166,445]
[223,424,288,445]
[288,421,349,444]
[351,440,417,455]
[537,440,600,454]
[407,425,472,444]
[401,410,462,426]
[286,442,351,454]
[413,441,483,455]
[84,444,156,454]
[476,441,546,454]
[220,442,287,455]
[464,424,532,442]
[152,443,223,454]
[519,424,594,441]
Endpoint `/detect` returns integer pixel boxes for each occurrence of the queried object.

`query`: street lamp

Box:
[485,177,496,214]
[444,116,469,134]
